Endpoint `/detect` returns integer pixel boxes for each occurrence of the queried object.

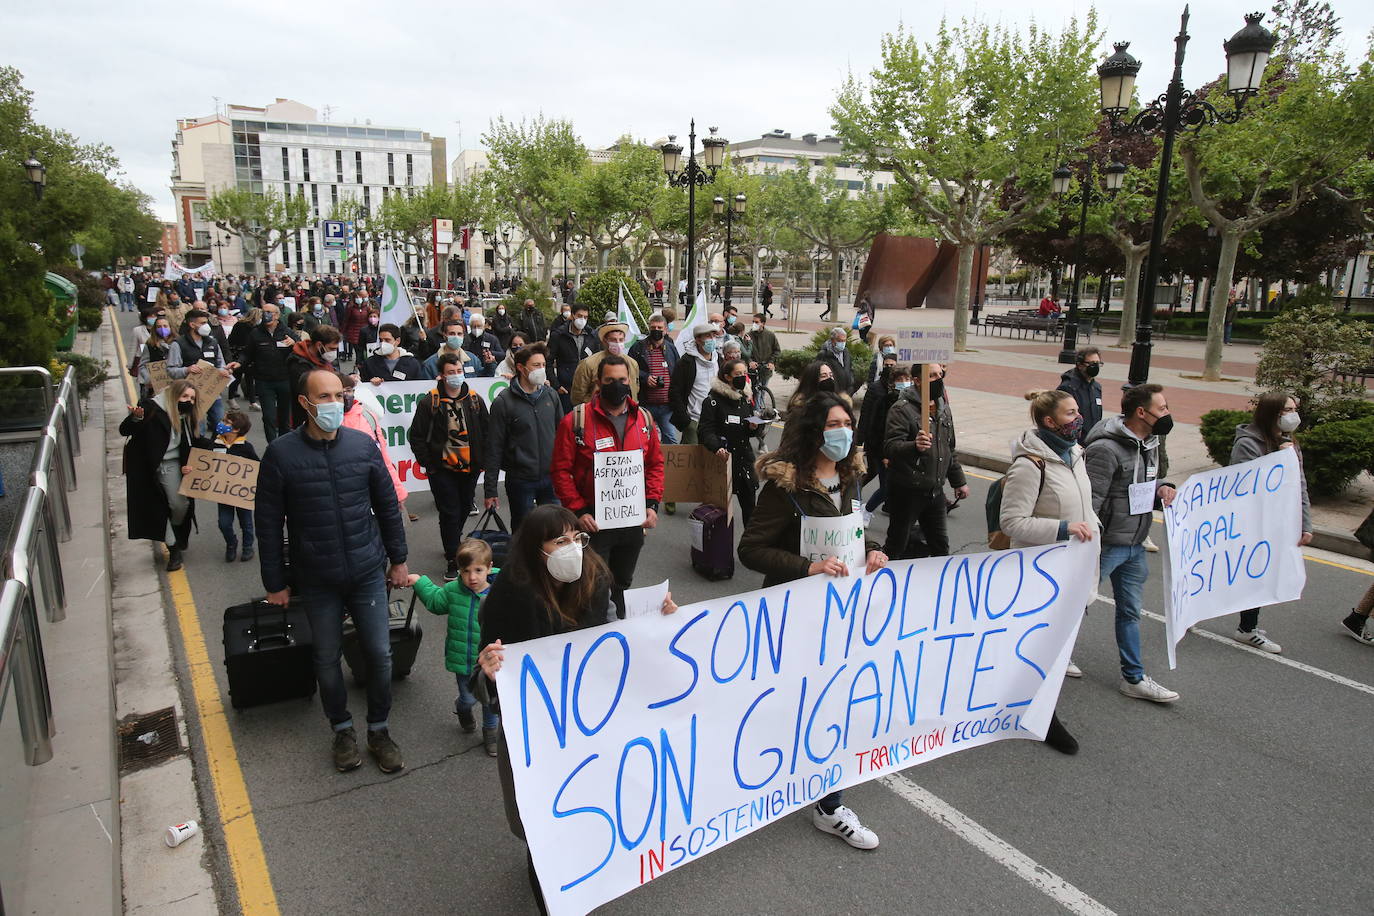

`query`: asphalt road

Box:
[114,309,1374,915]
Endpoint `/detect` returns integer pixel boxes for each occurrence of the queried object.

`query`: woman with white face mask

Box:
[476,504,676,912]
[1228,390,1312,653]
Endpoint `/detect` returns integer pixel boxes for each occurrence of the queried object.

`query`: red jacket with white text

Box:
[551,394,665,516]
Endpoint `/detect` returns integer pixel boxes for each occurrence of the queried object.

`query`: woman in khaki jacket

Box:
[999,389,1099,756]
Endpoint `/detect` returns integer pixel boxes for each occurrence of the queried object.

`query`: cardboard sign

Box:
[498,539,1099,915]
[187,360,229,416]
[593,450,646,529]
[661,445,732,517]
[147,360,171,393]
[177,447,258,510]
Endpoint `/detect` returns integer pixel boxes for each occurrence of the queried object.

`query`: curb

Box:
[955,447,1369,562]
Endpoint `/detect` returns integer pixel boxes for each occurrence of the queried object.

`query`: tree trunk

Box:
[1202,231,1242,381]
[1116,248,1145,348]
[1191,275,1202,313]
[953,243,975,352]
[829,246,843,318]
[751,252,760,308]
[537,240,557,296]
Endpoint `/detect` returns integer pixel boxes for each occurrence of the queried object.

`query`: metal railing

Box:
[1,366,82,767]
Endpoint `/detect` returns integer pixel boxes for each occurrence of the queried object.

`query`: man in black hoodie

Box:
[483,343,564,529]
[1057,347,1103,446]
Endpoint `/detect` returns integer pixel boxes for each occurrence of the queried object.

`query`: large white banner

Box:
[352,377,507,493]
[1162,449,1306,668]
[497,539,1099,916]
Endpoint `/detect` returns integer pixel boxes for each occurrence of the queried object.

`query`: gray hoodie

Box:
[1230,422,1311,532]
[1083,415,1167,546]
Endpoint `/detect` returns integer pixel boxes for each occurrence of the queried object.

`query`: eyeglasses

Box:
[551,532,591,549]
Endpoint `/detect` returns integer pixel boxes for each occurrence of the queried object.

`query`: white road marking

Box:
[880,775,1118,916]
[1090,595,1374,698]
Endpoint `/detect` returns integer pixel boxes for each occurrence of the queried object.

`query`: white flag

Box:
[616,281,640,347]
[676,284,709,355]
[379,247,410,326]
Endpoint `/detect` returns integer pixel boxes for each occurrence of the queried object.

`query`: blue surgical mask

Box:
[821,427,853,461]
[311,401,344,432]
[443,374,464,392]
[447,334,464,349]
[895,381,912,391]
[145,316,156,327]
[882,347,896,357]
[701,338,717,355]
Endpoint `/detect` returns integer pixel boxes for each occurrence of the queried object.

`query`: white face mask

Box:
[606,341,623,356]
[1278,412,1301,433]
[573,317,587,330]
[322,349,339,363]
[376,341,396,357]
[544,542,583,583]
[527,367,547,387]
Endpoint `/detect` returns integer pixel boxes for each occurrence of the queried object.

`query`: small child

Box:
[408,539,500,756]
[214,410,258,563]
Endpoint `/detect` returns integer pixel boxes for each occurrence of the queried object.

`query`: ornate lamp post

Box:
[1052,160,1126,363]
[1099,8,1276,386]
[660,121,726,304]
[559,211,575,301]
[714,192,746,309]
[23,152,46,201]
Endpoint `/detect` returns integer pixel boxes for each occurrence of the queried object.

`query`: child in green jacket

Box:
[407,539,500,756]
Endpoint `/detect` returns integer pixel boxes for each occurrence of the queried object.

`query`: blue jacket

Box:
[255,426,407,593]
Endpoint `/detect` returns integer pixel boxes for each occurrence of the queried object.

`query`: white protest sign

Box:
[354,378,508,493]
[594,451,645,529]
[497,539,1098,915]
[194,287,204,301]
[894,325,955,364]
[800,512,866,573]
[622,579,669,619]
[146,287,159,303]
[1162,449,1306,668]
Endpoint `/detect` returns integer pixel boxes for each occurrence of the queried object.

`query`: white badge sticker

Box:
[463,366,474,374]
[1128,480,1155,515]
[392,369,407,380]
[594,436,614,451]
[584,347,593,357]
[276,339,292,348]
[1095,397,1102,406]
[726,414,740,424]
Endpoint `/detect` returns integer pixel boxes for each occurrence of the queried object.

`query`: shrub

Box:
[774,328,874,385]
[1199,408,1253,466]
[1256,304,1374,423]
[51,351,109,399]
[77,306,103,331]
[573,270,651,330]
[1297,417,1374,496]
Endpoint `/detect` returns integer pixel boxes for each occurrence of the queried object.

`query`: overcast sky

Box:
[6,0,1370,222]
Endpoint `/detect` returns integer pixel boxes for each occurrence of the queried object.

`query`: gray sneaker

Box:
[367,728,404,773]
[332,727,361,772]
[1119,675,1179,703]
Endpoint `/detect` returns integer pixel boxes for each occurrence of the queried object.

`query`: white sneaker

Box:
[812,804,879,850]
[1143,536,1159,553]
[1233,628,1282,653]
[1065,659,1083,678]
[1119,675,1179,703]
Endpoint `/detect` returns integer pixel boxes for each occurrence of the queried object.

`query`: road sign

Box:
[322,220,348,250]
[69,243,86,258]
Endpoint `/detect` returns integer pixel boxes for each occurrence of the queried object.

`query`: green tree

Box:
[203,187,310,271]
[1254,302,1373,421]
[570,140,660,271]
[832,14,1102,349]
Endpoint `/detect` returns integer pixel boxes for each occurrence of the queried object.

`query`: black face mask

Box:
[928,378,945,402]
[1147,412,1174,437]
[817,378,836,392]
[648,328,664,343]
[1081,362,1101,378]
[731,375,748,391]
[601,380,630,406]
[177,400,194,414]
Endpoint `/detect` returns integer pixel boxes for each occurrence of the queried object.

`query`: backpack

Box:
[986,455,1046,550]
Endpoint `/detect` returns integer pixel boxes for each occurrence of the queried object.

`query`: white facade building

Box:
[171,98,445,275]
[729,130,896,196]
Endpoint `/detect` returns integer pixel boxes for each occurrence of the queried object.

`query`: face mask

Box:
[600,380,630,407]
[895,381,911,390]
[322,349,339,363]
[145,316,156,327]
[368,316,379,326]
[218,308,230,317]
[1079,362,1101,378]
[562,309,571,319]
[215,421,233,436]
[447,334,464,349]
[177,400,194,414]
[701,338,717,355]
[156,326,171,339]
[355,297,364,304]
[817,377,835,392]
[606,342,623,356]
[471,324,485,335]
[928,379,945,402]
[527,367,547,387]
[377,342,396,357]
[497,308,505,315]
[573,317,587,330]
[311,400,344,431]
[443,374,464,392]
[731,375,748,391]
[1053,415,1085,439]
[821,427,853,461]
[752,323,762,333]
[544,542,584,583]
[648,328,664,342]
[313,305,323,313]
[883,347,896,356]
[193,323,210,337]
[1145,411,1174,438]
[1278,412,1301,433]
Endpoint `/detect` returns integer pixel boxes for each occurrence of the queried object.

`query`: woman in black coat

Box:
[697,358,763,526]
[119,380,213,571]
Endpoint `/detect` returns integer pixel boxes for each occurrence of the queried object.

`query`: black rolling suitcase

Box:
[689,504,735,580]
[342,592,423,685]
[222,599,317,710]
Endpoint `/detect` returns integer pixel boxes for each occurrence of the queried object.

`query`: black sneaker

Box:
[367,728,404,773]
[454,699,476,733]
[224,545,237,563]
[240,546,254,562]
[445,560,459,581]
[333,727,361,772]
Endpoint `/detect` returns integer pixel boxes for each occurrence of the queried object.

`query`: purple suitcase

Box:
[689,504,734,580]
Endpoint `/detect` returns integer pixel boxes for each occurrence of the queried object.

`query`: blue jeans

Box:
[865,465,888,512]
[297,571,392,731]
[119,292,135,311]
[217,504,254,548]
[644,404,678,445]
[456,673,499,728]
[505,475,559,530]
[204,396,225,437]
[1100,543,1148,682]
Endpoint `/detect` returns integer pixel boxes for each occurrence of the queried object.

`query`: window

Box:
[281,240,290,270]
[758,155,787,164]
[191,203,207,220]
[307,229,316,265]
[335,150,343,183]
[354,150,363,183]
[281,147,290,181]
[310,183,318,213]
[294,235,304,270]
[194,230,210,249]
[330,184,338,207]
[405,153,413,186]
[297,182,305,201]
[387,153,395,186]
[302,148,311,181]
[363,185,371,210]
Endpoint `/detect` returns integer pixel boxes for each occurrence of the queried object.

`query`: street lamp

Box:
[661,120,726,305]
[812,246,824,304]
[714,192,746,309]
[559,211,575,302]
[23,152,46,201]
[1099,9,1276,387]
[1052,160,1126,363]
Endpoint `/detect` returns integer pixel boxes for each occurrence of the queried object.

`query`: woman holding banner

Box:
[1229,391,1313,654]
[739,391,887,851]
[476,505,676,914]
[1000,389,1100,756]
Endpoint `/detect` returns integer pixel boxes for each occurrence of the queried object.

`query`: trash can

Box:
[46,272,78,351]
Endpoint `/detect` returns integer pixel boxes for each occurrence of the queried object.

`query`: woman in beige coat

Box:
[999,389,1099,755]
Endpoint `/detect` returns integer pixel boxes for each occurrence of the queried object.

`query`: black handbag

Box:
[464,507,511,568]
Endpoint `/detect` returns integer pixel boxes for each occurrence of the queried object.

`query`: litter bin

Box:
[46,272,79,351]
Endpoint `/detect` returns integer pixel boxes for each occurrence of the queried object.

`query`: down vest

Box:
[255,426,408,593]
[412,572,499,676]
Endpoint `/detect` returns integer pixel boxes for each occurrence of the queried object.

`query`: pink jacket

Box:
[343,400,407,504]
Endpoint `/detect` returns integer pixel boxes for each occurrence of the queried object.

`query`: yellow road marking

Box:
[109,307,280,913]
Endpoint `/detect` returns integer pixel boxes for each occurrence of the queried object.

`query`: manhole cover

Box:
[118,707,186,774]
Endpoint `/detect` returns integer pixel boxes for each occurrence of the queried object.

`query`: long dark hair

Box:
[1252,389,1292,452]
[759,392,859,482]
[505,505,610,629]
[787,360,837,414]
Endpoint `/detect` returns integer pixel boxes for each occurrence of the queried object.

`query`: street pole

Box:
[659,121,723,309]
[1059,186,1093,363]
[724,208,733,310]
[686,121,698,302]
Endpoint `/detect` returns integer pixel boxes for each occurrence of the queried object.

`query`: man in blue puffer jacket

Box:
[256,368,411,775]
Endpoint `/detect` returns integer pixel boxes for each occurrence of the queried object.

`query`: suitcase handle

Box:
[383,586,418,629]
[464,506,508,537]
[249,631,293,652]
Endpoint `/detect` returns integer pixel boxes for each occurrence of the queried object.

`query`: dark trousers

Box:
[1238,608,1260,632]
[883,483,949,560]
[257,378,292,441]
[217,504,255,548]
[430,468,478,560]
[589,525,644,619]
[505,475,560,531]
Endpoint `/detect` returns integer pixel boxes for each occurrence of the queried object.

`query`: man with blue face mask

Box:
[256,368,411,775]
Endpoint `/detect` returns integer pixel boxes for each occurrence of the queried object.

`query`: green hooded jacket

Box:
[413,569,499,675]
